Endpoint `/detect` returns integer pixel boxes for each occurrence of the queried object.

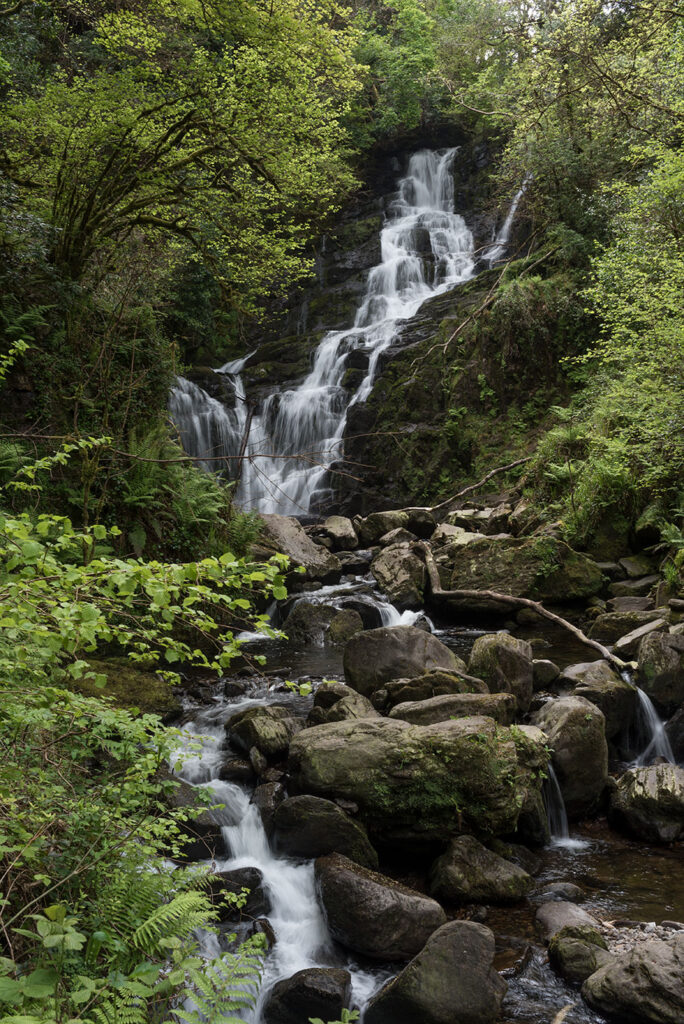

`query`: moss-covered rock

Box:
[343,625,462,697]
[609,764,684,843]
[531,696,608,819]
[374,669,488,710]
[468,634,534,713]
[70,658,181,720]
[388,692,516,726]
[636,632,684,714]
[429,835,532,903]
[548,925,613,983]
[273,796,378,868]
[226,705,302,760]
[370,543,426,609]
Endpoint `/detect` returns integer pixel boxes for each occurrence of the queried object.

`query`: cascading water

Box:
[633,687,675,765]
[482,184,527,266]
[169,149,475,513]
[544,764,590,852]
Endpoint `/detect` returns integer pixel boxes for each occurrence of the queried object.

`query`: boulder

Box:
[438,536,603,603]
[582,932,684,1024]
[609,764,684,843]
[431,523,489,550]
[226,705,302,760]
[531,696,608,818]
[535,901,599,943]
[665,704,684,762]
[429,835,532,903]
[288,715,548,844]
[614,618,669,658]
[468,634,534,713]
[218,757,255,784]
[321,515,358,551]
[207,867,270,920]
[636,632,684,714]
[609,575,660,598]
[533,659,560,690]
[364,921,507,1024]
[371,544,426,609]
[328,608,363,645]
[403,507,437,539]
[619,554,656,579]
[608,596,655,612]
[281,601,337,646]
[273,795,378,868]
[251,781,286,835]
[258,513,341,581]
[561,661,637,739]
[589,610,668,644]
[374,669,487,711]
[343,626,462,698]
[389,692,516,726]
[315,853,446,960]
[548,924,613,983]
[308,683,378,725]
[263,968,352,1024]
[378,527,418,546]
[355,511,410,546]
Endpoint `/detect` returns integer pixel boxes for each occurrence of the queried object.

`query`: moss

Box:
[69,658,182,720]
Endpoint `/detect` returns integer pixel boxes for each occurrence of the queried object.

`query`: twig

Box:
[430,456,532,511]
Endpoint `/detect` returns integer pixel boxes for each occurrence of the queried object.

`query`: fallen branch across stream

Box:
[416,542,627,670]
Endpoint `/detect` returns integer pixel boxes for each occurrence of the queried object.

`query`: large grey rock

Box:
[364,921,507,1024]
[207,867,270,920]
[589,610,667,644]
[535,900,599,943]
[531,696,608,818]
[609,764,684,843]
[429,835,532,903]
[343,626,462,697]
[355,510,410,546]
[468,633,534,713]
[636,632,684,714]
[582,932,684,1024]
[315,853,446,960]
[273,795,378,868]
[328,608,364,646]
[308,683,378,725]
[263,968,352,1024]
[226,705,302,760]
[665,704,684,762]
[614,618,669,658]
[389,692,516,726]
[548,924,613,983]
[321,515,358,551]
[258,514,341,581]
[288,716,547,844]
[281,601,337,646]
[561,661,637,739]
[609,575,660,598]
[371,543,426,609]
[375,669,487,711]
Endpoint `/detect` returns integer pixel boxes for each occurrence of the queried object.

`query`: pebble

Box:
[597,918,683,955]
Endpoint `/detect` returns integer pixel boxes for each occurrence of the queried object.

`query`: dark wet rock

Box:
[489,839,542,877]
[161,770,229,861]
[315,853,446,960]
[256,513,341,581]
[536,901,599,943]
[609,575,661,598]
[364,921,507,1024]
[429,835,532,903]
[533,659,560,690]
[371,543,426,609]
[403,507,437,539]
[263,968,352,1024]
[608,764,684,843]
[561,661,637,739]
[636,632,684,714]
[608,596,655,612]
[208,867,270,920]
[548,924,613,983]
[273,795,378,868]
[373,669,487,711]
[288,716,548,844]
[665,704,684,762]
[531,696,608,818]
[308,683,378,725]
[615,618,670,658]
[281,601,337,646]
[437,536,603,603]
[251,781,286,836]
[355,510,411,546]
[321,515,358,550]
[538,881,585,902]
[343,626,462,697]
[250,917,276,949]
[328,608,364,645]
[619,554,656,579]
[468,633,534,713]
[388,692,516,726]
[582,932,684,1024]
[227,705,302,760]
[218,757,255,784]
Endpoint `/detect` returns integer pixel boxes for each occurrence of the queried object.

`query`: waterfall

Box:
[169,149,475,514]
[482,184,526,266]
[633,687,675,765]
[544,764,590,852]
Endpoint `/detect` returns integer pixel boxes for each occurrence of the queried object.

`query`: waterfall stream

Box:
[633,687,675,765]
[482,184,526,266]
[169,148,475,513]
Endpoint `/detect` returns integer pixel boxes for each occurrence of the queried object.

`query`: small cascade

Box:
[633,687,675,766]
[169,149,475,513]
[482,184,527,266]
[544,764,590,852]
[174,697,388,1022]
[168,377,244,473]
[287,577,430,631]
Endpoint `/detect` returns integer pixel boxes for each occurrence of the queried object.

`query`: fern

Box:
[132,893,212,953]
[175,938,266,1024]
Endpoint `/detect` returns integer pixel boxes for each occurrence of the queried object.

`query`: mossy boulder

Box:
[308,683,378,725]
[589,610,668,644]
[262,968,352,1024]
[636,632,684,714]
[531,696,608,818]
[388,692,516,726]
[288,715,548,844]
[468,634,534,713]
[429,835,532,904]
[282,602,337,645]
[273,795,378,868]
[355,511,410,546]
[561,661,638,739]
[609,764,684,843]
[71,658,181,720]
[582,933,684,1024]
[226,705,302,760]
[439,536,603,603]
[375,669,487,711]
[548,925,613,983]
[370,543,426,609]
[343,626,463,697]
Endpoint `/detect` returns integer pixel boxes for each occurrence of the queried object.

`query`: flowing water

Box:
[483,184,527,266]
[169,148,475,513]
[544,764,590,853]
[633,686,675,765]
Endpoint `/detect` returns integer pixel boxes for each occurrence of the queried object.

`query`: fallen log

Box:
[416,542,627,670]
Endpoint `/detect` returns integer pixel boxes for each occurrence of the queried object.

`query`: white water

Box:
[287,577,430,630]
[174,699,387,1022]
[482,185,526,266]
[169,149,475,513]
[633,687,675,765]
[544,764,590,852]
